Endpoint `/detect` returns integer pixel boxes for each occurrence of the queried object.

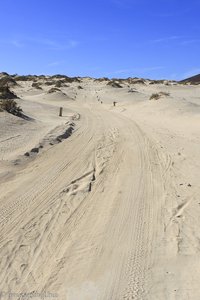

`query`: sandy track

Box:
[0,97,171,299]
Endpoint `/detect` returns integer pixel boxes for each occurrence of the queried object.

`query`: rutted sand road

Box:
[0,96,167,299]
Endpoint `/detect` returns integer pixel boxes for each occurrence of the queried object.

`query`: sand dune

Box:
[0,75,200,299]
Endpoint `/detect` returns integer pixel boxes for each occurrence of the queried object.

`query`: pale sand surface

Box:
[0,77,200,299]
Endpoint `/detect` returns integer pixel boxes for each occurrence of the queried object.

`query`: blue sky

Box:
[0,0,200,80]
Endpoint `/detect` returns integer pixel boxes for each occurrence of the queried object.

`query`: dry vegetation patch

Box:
[32,82,42,90]
[0,85,23,116]
[48,88,62,94]
[149,92,170,100]
[107,81,123,88]
[0,76,17,87]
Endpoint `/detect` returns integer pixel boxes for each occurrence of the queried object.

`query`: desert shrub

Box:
[15,75,35,81]
[149,92,170,100]
[94,77,110,82]
[55,80,67,87]
[48,87,60,93]
[65,76,80,83]
[45,81,55,86]
[51,74,67,79]
[128,88,137,93]
[0,76,17,87]
[32,82,42,89]
[149,93,160,100]
[133,79,145,84]
[107,81,122,88]
[0,72,9,76]
[55,81,62,88]
[0,86,18,99]
[127,78,145,84]
[0,99,22,115]
[51,75,80,83]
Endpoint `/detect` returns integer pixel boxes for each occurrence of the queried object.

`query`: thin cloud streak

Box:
[106,66,164,76]
[47,61,65,67]
[181,39,200,45]
[27,37,79,50]
[149,36,182,44]
[0,38,24,48]
[0,36,79,51]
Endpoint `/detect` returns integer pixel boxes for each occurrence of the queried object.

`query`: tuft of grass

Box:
[0,99,22,115]
[55,80,68,87]
[0,86,22,116]
[32,82,42,89]
[45,81,55,86]
[48,87,61,93]
[0,76,17,87]
[149,93,160,100]
[107,81,122,88]
[149,91,170,100]
[0,86,18,100]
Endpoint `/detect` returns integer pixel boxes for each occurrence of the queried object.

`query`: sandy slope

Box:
[0,79,200,299]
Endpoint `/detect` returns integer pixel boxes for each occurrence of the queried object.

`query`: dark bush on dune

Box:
[0,86,18,99]
[149,93,160,100]
[32,82,42,89]
[55,80,68,88]
[107,81,123,88]
[0,76,17,87]
[0,99,22,116]
[94,77,110,82]
[128,88,137,93]
[111,78,125,83]
[48,87,61,93]
[0,86,22,115]
[64,77,80,83]
[51,74,67,79]
[15,75,36,81]
[149,92,170,100]
[45,81,55,86]
[132,79,145,84]
[149,80,165,85]
[126,78,145,84]
[0,72,9,76]
[51,75,80,83]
